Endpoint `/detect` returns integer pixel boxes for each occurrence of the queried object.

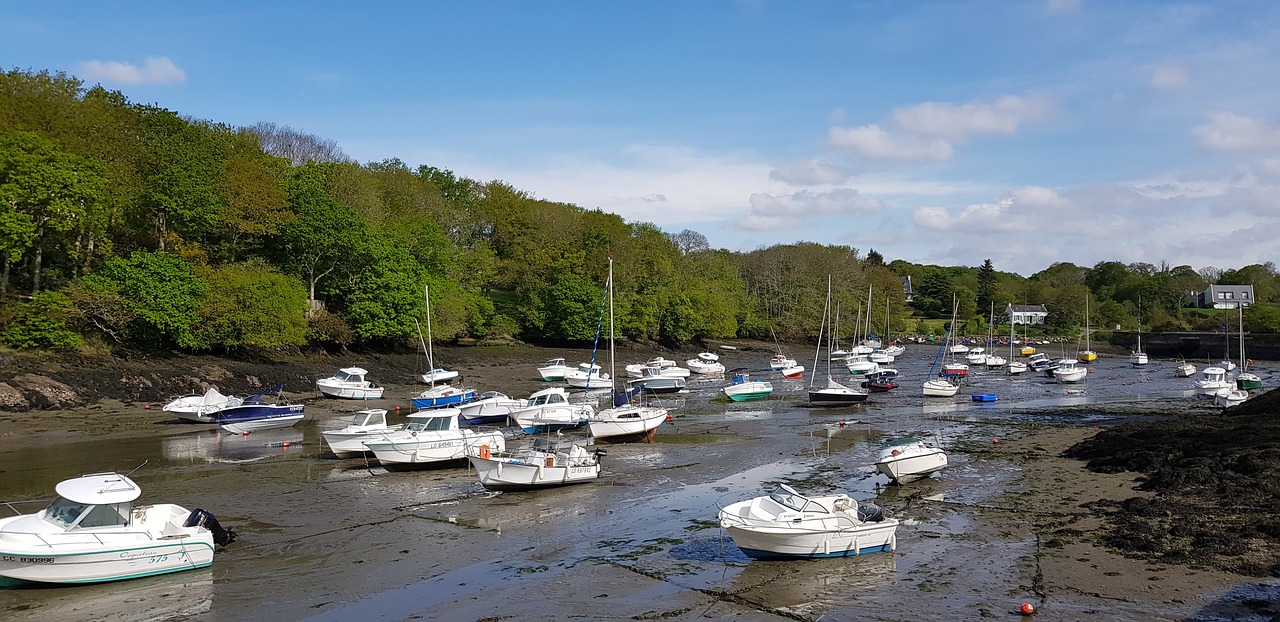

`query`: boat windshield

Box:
[407,416,454,432]
[769,485,825,513]
[42,496,89,528]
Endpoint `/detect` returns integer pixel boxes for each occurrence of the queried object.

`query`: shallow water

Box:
[0,347,1274,620]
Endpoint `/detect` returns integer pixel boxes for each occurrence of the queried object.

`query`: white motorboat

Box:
[1213,387,1248,408]
[456,391,524,425]
[321,409,397,457]
[564,362,610,388]
[718,484,898,559]
[845,353,879,376]
[686,352,726,375]
[876,439,948,483]
[722,370,773,402]
[420,368,459,384]
[162,388,243,423]
[626,367,686,394]
[769,354,798,371]
[1195,366,1231,396]
[1129,351,1149,366]
[363,410,505,469]
[1053,359,1087,384]
[536,357,572,381]
[315,367,384,400]
[468,437,603,491]
[964,347,987,365]
[1174,360,1197,378]
[510,387,594,433]
[0,472,236,586]
[948,343,969,354]
[213,385,305,434]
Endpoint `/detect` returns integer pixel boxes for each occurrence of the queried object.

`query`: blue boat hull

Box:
[213,404,305,424]
[411,391,477,410]
[736,543,894,560]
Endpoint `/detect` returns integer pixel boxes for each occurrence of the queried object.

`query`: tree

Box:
[81,251,207,348]
[0,290,82,349]
[246,121,349,166]
[0,130,107,293]
[673,229,710,255]
[273,165,367,308]
[192,260,308,348]
[976,259,997,314]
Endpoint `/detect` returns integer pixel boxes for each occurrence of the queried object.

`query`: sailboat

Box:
[1235,304,1262,391]
[1079,295,1098,362]
[412,286,476,409]
[1129,296,1149,366]
[923,297,960,397]
[1006,309,1028,375]
[984,302,1006,368]
[809,276,869,406]
[588,257,670,442]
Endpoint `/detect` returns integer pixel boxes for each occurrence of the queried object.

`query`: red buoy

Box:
[1020,602,1035,615]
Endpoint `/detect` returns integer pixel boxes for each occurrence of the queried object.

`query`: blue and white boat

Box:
[718,484,898,559]
[509,387,592,434]
[213,385,305,434]
[410,384,478,410]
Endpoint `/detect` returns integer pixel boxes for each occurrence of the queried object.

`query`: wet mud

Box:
[0,345,1277,621]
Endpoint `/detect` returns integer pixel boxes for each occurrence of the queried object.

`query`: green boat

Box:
[722,370,773,402]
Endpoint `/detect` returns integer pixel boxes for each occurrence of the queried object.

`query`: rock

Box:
[0,382,30,411]
[10,374,84,409]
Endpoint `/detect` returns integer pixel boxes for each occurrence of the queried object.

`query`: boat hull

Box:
[1237,374,1263,391]
[468,455,600,491]
[808,389,869,406]
[366,431,505,468]
[877,449,948,483]
[215,404,305,434]
[724,521,897,560]
[0,509,215,586]
[922,380,958,397]
[589,406,667,443]
[723,381,772,402]
[316,384,384,400]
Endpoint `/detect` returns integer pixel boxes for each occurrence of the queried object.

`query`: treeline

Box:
[1,68,1277,353]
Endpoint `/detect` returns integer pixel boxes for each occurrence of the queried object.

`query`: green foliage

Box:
[0,290,82,349]
[82,251,207,348]
[192,260,308,348]
[340,238,429,342]
[1245,303,1280,333]
[306,309,354,345]
[542,272,606,341]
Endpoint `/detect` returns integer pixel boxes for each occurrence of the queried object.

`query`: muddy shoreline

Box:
[0,346,1277,621]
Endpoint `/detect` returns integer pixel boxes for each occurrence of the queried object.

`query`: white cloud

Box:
[1151,65,1189,88]
[892,95,1051,142]
[1193,112,1280,153]
[77,56,186,85]
[746,188,884,222]
[828,124,953,161]
[770,159,848,185]
[1045,0,1081,13]
[1255,158,1280,181]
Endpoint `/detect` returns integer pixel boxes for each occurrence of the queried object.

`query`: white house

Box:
[1006,304,1048,325]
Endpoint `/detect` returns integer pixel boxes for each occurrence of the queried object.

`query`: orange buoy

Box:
[241,431,250,436]
[1020,602,1035,615]
[992,438,999,444]
[282,441,289,447]
[144,405,150,409]
[479,444,491,459]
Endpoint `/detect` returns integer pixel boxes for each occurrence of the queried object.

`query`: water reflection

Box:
[724,553,897,616]
[163,429,306,464]
[1,568,213,621]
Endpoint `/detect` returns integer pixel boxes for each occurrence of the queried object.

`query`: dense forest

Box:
[2,68,1278,354]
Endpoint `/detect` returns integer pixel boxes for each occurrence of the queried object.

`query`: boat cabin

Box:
[525,387,571,407]
[42,473,141,531]
[333,367,371,383]
[405,410,460,432]
[346,409,388,429]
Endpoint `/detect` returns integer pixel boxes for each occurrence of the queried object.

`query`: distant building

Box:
[1193,284,1255,309]
[1006,304,1048,325]
[901,276,913,302]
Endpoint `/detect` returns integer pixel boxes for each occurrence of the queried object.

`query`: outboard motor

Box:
[186,508,238,547]
[857,502,886,523]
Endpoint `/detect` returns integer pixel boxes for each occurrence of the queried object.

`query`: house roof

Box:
[1007,304,1048,313]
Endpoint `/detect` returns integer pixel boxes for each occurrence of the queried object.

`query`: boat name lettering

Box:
[2,555,54,564]
[119,550,164,559]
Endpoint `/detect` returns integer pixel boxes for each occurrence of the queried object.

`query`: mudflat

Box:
[0,344,1276,621]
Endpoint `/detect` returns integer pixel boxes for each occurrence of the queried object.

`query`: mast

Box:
[810,275,831,390]
[608,257,616,392]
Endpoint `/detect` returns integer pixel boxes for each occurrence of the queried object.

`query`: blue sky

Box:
[4,1,1280,275]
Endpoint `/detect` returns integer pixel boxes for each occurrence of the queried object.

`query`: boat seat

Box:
[160,521,189,538]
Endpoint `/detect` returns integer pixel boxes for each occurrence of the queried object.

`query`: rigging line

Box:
[584,270,611,393]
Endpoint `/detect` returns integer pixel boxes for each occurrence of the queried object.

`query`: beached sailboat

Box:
[412,287,474,408]
[809,276,869,406]
[1235,304,1262,391]
[417,285,459,385]
[588,258,669,443]
[1129,296,1149,366]
[1079,296,1098,362]
[923,299,960,397]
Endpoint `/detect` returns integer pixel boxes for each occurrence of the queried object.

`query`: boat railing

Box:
[1,499,47,518]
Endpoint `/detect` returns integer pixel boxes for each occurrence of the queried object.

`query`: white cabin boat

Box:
[316,367,384,400]
[1053,359,1088,384]
[0,473,235,586]
[875,439,948,483]
[536,358,572,381]
[686,352,726,375]
[564,362,609,388]
[718,485,898,559]
[1195,366,1232,396]
[362,410,504,469]
[468,438,602,491]
[321,409,397,457]
[510,387,594,433]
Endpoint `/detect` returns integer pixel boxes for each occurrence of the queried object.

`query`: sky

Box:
[3,1,1280,276]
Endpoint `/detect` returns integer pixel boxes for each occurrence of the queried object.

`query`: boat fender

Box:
[857,502,886,523]
[186,509,237,547]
